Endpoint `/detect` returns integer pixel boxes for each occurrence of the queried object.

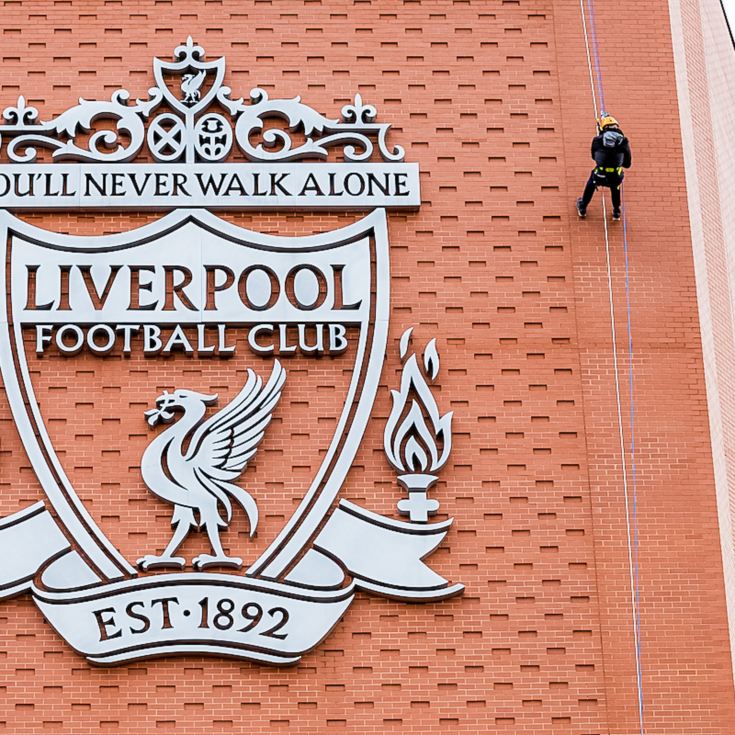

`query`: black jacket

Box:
[591,128,632,169]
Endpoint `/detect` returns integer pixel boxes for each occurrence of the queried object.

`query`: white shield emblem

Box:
[152,37,226,117]
[0,208,460,665]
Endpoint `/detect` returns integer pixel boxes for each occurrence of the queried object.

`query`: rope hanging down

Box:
[577,1,645,732]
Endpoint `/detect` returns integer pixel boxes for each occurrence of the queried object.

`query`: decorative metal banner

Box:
[0,163,418,210]
[0,38,419,210]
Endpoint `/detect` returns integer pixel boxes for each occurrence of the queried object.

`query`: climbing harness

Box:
[578,1,645,733]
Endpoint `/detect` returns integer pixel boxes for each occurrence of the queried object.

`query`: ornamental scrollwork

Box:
[2,90,163,164]
[220,88,403,163]
[0,38,404,165]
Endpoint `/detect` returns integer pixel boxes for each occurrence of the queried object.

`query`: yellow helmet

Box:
[598,114,619,131]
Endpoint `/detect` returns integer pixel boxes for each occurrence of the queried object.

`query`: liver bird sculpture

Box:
[180,69,206,106]
[137,362,286,571]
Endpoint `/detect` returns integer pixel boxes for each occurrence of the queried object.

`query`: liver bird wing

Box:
[185,361,286,483]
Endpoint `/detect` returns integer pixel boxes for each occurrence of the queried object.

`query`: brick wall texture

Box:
[669,0,735,683]
[0,1,733,734]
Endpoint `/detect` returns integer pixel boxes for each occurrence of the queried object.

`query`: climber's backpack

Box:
[594,129,626,168]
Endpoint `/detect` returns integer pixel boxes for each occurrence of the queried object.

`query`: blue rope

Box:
[585,0,607,112]
[622,192,644,733]
[583,2,645,732]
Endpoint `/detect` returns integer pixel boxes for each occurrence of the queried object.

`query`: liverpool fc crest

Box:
[0,39,461,666]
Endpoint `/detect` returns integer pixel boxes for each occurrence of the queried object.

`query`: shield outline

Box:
[0,208,390,585]
[152,52,226,118]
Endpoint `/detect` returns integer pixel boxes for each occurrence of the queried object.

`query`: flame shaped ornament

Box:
[384,329,453,522]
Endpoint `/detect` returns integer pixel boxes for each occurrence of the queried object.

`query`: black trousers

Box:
[581,170,623,210]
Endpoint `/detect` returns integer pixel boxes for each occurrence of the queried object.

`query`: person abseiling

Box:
[576,113,631,221]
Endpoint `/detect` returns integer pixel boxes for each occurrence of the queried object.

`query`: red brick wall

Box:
[0,1,732,733]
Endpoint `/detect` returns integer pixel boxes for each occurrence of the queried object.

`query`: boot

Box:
[612,207,621,221]
[576,198,586,218]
